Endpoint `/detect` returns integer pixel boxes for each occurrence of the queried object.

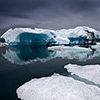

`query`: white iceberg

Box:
[17,72,100,100]
[55,26,100,38]
[1,26,100,46]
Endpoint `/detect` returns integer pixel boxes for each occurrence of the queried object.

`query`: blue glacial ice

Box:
[1,26,100,46]
[1,28,56,45]
[16,64,100,100]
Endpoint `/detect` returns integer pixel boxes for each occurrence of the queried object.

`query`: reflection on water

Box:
[2,46,55,65]
[2,45,100,65]
[1,45,100,100]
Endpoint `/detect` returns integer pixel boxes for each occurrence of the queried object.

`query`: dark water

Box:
[0,46,100,100]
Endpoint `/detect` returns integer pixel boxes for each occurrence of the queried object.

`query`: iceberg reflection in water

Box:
[2,46,55,65]
[2,43,100,65]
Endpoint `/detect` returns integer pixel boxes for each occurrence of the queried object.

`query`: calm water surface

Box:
[0,46,100,100]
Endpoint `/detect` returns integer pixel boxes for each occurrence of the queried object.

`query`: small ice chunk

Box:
[65,64,100,84]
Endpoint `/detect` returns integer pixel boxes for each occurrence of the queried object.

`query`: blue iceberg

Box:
[16,32,56,45]
[1,26,100,46]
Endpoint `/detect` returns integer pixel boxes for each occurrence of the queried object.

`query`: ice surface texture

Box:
[1,26,100,45]
[17,64,100,100]
[65,64,100,85]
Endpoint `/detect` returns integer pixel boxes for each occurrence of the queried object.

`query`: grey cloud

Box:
[1,0,100,15]
[0,0,100,33]
[0,0,49,17]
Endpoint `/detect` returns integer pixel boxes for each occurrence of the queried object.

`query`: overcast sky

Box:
[0,0,100,32]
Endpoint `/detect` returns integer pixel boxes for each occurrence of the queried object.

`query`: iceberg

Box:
[1,28,56,46]
[1,26,100,46]
[16,72,100,100]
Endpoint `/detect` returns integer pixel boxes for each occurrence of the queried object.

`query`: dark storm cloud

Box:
[0,0,100,32]
[0,0,49,18]
[62,0,100,12]
[0,0,100,17]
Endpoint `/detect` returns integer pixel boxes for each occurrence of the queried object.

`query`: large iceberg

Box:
[1,28,56,45]
[1,26,100,46]
[17,64,100,100]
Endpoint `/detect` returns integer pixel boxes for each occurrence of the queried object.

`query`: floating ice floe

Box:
[1,26,100,46]
[17,64,100,100]
[65,64,100,85]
